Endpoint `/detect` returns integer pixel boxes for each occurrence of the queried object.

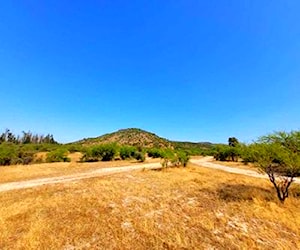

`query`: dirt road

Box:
[1,157,299,192]
[0,162,161,192]
[191,157,300,184]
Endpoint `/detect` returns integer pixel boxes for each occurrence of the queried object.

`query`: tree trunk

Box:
[268,172,294,203]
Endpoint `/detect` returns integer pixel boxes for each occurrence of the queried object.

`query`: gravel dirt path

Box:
[191,157,300,184]
[0,162,161,192]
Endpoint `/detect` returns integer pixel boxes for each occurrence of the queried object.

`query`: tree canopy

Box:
[246,131,300,202]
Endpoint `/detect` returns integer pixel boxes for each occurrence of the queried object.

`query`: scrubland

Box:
[0,163,299,249]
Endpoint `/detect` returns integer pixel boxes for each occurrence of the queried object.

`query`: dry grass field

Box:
[0,153,160,184]
[0,163,300,249]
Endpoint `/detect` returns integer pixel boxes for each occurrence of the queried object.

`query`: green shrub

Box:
[0,144,36,166]
[66,144,84,153]
[17,147,35,165]
[0,144,17,166]
[176,151,190,167]
[120,146,137,160]
[213,145,241,162]
[133,151,145,162]
[160,149,177,168]
[81,144,117,162]
[147,148,165,158]
[46,149,70,163]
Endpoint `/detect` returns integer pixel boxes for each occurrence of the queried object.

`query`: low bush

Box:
[0,144,17,166]
[0,143,35,166]
[46,149,70,163]
[159,149,190,168]
[66,144,84,153]
[120,146,137,160]
[133,151,145,162]
[176,150,190,167]
[147,148,165,158]
[81,144,117,162]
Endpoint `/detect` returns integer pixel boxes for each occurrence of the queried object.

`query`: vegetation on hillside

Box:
[172,141,214,156]
[77,128,173,148]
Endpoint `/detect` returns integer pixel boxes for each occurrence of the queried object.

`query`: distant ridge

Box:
[76,128,173,148]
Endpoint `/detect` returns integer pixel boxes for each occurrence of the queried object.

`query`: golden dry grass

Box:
[0,164,299,249]
[0,157,159,184]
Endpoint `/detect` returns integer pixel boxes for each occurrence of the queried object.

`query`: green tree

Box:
[228,137,239,147]
[247,131,300,203]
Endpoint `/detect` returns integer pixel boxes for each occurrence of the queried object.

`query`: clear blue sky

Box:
[0,1,299,143]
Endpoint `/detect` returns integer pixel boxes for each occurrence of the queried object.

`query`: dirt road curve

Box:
[0,163,161,193]
[191,157,300,184]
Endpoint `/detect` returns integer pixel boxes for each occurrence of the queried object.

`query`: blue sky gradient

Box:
[0,1,299,143]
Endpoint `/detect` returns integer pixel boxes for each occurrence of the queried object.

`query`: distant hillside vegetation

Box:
[172,141,214,155]
[77,128,173,148]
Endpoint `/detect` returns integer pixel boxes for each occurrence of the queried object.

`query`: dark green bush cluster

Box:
[46,149,71,163]
[119,146,145,162]
[0,142,73,166]
[133,151,145,162]
[0,129,63,166]
[81,144,146,162]
[81,144,118,162]
[120,146,137,160]
[147,148,165,158]
[0,143,35,166]
[213,145,241,162]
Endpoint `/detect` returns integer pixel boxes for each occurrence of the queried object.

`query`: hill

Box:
[75,128,215,154]
[76,128,173,148]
